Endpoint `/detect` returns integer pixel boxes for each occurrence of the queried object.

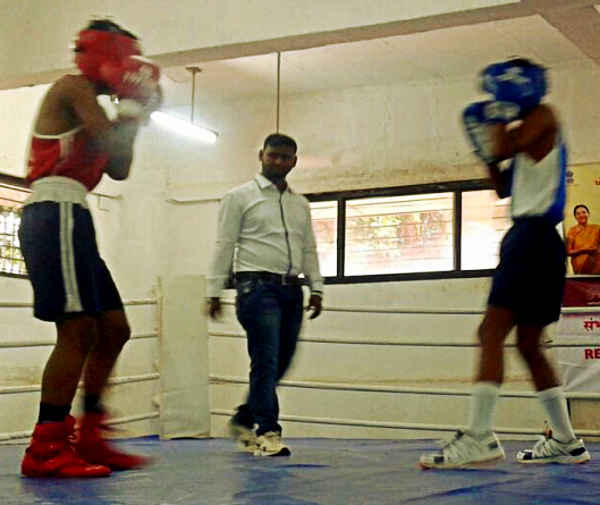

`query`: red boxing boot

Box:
[75,413,151,471]
[22,416,111,478]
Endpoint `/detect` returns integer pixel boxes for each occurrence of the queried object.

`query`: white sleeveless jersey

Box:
[509,131,567,225]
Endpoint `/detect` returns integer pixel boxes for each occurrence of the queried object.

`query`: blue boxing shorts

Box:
[488,217,566,326]
[18,201,124,322]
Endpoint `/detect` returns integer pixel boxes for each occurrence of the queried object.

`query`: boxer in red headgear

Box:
[20,19,161,479]
[74,22,142,86]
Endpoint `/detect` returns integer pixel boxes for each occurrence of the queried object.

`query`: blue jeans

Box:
[234,277,304,436]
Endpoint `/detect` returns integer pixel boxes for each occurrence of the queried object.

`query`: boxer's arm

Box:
[103,119,139,180]
[65,76,139,180]
[62,76,112,136]
[486,162,503,196]
[491,104,557,162]
[485,161,512,199]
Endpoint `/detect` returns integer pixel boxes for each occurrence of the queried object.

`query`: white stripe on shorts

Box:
[59,202,83,312]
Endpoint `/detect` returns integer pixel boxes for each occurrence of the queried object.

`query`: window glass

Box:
[461,190,511,270]
[0,183,29,276]
[309,201,338,277]
[345,193,454,275]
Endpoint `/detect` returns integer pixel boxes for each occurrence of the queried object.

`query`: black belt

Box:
[235,271,306,286]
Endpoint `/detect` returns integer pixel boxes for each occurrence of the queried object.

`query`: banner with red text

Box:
[557,278,600,391]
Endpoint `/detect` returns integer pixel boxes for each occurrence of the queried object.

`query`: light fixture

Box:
[150,111,217,143]
[275,52,281,132]
[151,66,218,143]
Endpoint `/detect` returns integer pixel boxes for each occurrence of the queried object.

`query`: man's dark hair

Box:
[85,19,137,40]
[263,133,297,153]
[574,204,590,216]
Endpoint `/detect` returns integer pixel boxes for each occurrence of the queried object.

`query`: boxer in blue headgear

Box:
[420,59,591,469]
[461,58,548,164]
[480,57,547,113]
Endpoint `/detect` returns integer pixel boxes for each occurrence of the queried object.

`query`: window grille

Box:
[0,181,29,277]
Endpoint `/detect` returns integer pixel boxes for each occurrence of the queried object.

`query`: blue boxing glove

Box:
[461,100,521,164]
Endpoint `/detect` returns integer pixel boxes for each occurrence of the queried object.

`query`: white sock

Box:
[468,381,501,437]
[538,387,576,443]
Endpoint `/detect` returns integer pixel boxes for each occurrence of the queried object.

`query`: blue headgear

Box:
[479,59,547,111]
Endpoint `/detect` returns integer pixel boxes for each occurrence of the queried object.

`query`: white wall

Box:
[0,86,48,177]
[159,59,600,202]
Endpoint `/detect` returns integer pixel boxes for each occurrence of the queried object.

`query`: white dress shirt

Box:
[207,174,324,298]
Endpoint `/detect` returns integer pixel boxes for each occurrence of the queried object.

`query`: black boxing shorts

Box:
[19,201,124,322]
[488,217,566,326]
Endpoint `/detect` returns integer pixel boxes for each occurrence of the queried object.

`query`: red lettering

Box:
[585,349,594,359]
[595,349,600,359]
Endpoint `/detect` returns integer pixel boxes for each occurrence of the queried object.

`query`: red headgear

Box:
[74,28,142,86]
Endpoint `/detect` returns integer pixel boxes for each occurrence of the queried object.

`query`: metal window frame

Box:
[306,179,499,284]
[0,175,30,279]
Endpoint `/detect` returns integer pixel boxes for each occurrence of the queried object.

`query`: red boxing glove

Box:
[100,55,160,104]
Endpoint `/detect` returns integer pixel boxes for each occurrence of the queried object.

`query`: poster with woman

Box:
[558,164,600,392]
[564,164,600,276]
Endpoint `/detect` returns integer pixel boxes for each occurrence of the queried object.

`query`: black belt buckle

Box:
[282,275,305,286]
[236,271,303,286]
[281,275,295,286]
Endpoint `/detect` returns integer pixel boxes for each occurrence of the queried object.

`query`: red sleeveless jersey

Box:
[27,128,108,192]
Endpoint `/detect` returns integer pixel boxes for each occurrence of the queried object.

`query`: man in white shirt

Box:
[207,133,324,456]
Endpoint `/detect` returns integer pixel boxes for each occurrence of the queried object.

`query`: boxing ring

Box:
[0,297,161,442]
[0,275,210,443]
[209,284,600,441]
[0,275,599,503]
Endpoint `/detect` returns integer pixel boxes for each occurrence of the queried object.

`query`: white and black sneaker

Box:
[419,430,505,470]
[228,419,258,453]
[254,431,291,457]
[517,434,591,464]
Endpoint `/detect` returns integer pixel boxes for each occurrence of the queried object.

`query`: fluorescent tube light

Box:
[150,111,218,143]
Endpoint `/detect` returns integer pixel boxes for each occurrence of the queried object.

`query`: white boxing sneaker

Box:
[228,419,258,454]
[419,430,505,470]
[254,431,291,457]
[517,435,591,464]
